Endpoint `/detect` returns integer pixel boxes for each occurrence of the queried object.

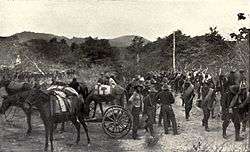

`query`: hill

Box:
[109,35,151,48]
[10,32,150,48]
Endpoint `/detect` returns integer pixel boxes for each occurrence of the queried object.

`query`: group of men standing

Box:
[170,69,249,141]
[126,72,179,140]
[124,68,249,141]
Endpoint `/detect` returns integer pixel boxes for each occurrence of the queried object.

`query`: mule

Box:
[0,79,34,135]
[84,84,127,118]
[49,81,89,132]
[0,89,90,151]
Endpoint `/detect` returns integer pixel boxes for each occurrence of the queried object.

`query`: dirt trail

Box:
[0,107,123,152]
[119,93,249,152]
[0,94,249,152]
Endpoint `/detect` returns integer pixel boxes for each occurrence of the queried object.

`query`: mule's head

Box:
[0,96,12,114]
[82,96,91,117]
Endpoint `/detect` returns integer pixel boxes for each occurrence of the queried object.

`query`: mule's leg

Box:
[40,115,49,151]
[50,122,54,152]
[99,103,104,116]
[78,115,90,146]
[44,123,49,151]
[92,102,97,118]
[24,110,32,135]
[71,118,81,144]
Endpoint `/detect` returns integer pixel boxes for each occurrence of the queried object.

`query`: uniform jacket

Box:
[143,93,157,115]
[222,91,240,109]
[156,90,175,105]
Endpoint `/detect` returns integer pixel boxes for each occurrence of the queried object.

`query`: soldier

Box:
[129,85,144,140]
[182,81,195,120]
[201,82,215,131]
[97,72,106,84]
[156,84,179,135]
[239,86,248,132]
[69,78,80,93]
[221,85,244,141]
[143,87,158,137]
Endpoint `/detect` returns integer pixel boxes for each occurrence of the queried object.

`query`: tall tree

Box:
[126,36,145,53]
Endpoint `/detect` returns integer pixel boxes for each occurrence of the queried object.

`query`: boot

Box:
[235,129,244,141]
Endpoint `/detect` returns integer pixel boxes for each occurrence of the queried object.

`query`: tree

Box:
[79,37,115,62]
[230,13,249,42]
[205,26,224,44]
[60,39,67,44]
[126,36,145,53]
[49,37,57,43]
[158,30,191,53]
[70,42,79,52]
[230,13,249,69]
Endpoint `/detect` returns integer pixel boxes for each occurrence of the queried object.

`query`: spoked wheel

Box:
[102,105,133,139]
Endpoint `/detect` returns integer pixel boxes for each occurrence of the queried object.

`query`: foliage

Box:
[24,38,75,64]
[126,36,145,53]
[157,30,191,54]
[230,13,249,41]
[79,37,116,63]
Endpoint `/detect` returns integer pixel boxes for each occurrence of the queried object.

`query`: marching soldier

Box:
[221,85,244,141]
[129,85,144,140]
[182,81,195,120]
[156,84,179,135]
[143,87,158,137]
[201,82,216,131]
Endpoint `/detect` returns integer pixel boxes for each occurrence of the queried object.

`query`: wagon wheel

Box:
[102,105,133,139]
[89,100,96,118]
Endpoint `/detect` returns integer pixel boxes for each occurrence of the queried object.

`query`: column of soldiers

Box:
[127,71,179,140]
[125,68,249,141]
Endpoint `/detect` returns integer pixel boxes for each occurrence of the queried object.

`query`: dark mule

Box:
[0,79,34,135]
[48,81,89,132]
[0,89,90,152]
[84,85,127,118]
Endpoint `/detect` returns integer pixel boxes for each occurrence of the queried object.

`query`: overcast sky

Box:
[0,0,249,41]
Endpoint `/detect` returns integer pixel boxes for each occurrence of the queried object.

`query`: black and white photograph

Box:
[0,0,250,151]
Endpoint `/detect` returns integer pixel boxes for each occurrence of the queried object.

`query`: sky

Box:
[0,0,249,41]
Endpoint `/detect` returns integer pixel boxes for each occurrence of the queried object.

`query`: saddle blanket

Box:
[50,90,74,113]
[8,81,25,90]
[94,85,111,95]
[47,85,79,97]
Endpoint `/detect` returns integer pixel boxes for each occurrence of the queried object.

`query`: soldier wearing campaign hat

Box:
[143,87,158,137]
[156,84,179,135]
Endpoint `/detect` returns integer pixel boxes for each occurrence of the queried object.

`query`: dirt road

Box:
[0,94,248,152]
